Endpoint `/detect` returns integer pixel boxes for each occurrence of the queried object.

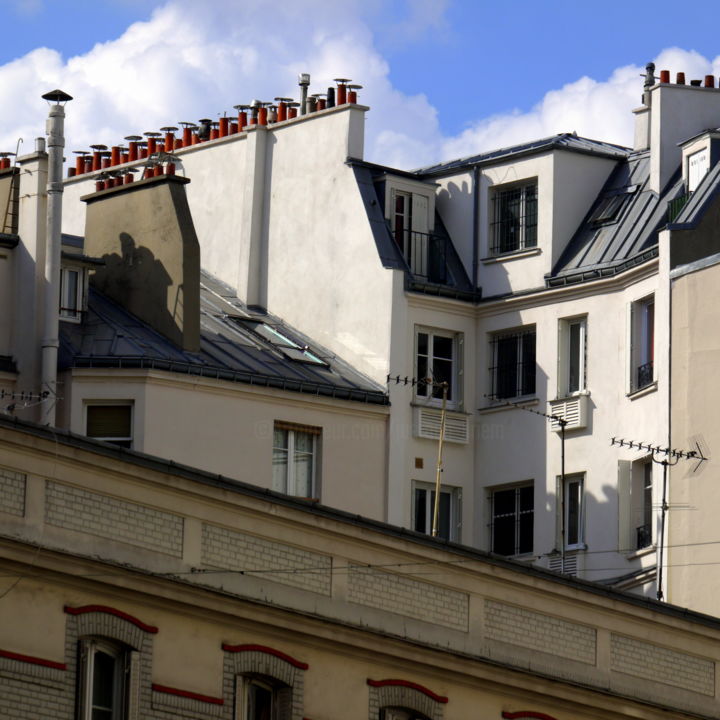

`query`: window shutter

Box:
[617,460,632,552]
[411,193,429,234]
[87,405,131,438]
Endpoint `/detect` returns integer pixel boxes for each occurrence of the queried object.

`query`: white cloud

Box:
[0,3,718,171]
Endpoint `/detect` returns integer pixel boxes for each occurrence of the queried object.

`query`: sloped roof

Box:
[59,270,388,405]
[416,133,630,177]
[547,152,685,287]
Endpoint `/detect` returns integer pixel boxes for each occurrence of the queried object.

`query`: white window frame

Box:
[412,481,461,542]
[80,639,128,720]
[563,474,585,550]
[490,180,538,255]
[489,483,534,557]
[85,402,133,448]
[272,423,319,498]
[415,327,462,410]
[558,316,586,397]
[630,295,655,393]
[488,326,536,400]
[60,265,85,322]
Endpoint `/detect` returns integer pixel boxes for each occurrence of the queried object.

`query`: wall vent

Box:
[414,407,469,444]
[549,394,588,432]
[548,554,578,576]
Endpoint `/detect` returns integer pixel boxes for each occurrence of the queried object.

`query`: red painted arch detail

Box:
[152,683,224,705]
[63,605,158,634]
[0,647,67,670]
[502,712,558,720]
[221,643,309,670]
[366,678,448,704]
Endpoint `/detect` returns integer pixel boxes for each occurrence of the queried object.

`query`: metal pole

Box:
[656,459,669,601]
[431,383,448,537]
[560,420,566,573]
[40,90,71,425]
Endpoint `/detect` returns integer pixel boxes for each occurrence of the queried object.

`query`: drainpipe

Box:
[40,89,72,426]
[472,165,480,290]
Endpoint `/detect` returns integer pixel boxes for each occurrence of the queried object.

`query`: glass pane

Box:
[92,650,115,713]
[247,681,273,720]
[493,515,515,555]
[417,332,428,356]
[273,428,288,450]
[567,480,581,545]
[433,335,453,360]
[272,448,288,493]
[493,488,515,516]
[62,269,79,312]
[433,491,451,540]
[521,332,536,396]
[430,358,452,401]
[414,489,426,534]
[519,485,534,512]
[568,322,581,393]
[518,506,533,554]
[293,451,313,496]
[496,336,518,399]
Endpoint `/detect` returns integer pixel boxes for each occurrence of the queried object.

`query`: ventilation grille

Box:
[549,394,588,432]
[548,554,578,576]
[414,407,469,444]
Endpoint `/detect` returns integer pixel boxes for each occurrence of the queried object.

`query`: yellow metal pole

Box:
[431,382,448,537]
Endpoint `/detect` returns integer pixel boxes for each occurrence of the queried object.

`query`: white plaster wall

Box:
[473,268,667,584]
[477,155,554,298]
[435,169,474,280]
[550,151,617,268]
[65,370,389,521]
[651,84,720,193]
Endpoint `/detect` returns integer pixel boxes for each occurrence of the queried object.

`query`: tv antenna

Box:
[610,436,708,601]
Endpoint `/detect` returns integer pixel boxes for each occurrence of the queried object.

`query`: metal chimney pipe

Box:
[298,73,310,115]
[326,87,335,108]
[40,88,72,426]
[334,78,350,105]
[125,135,142,162]
[347,84,362,104]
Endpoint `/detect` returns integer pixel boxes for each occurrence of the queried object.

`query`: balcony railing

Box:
[636,361,654,391]
[393,229,449,284]
[668,192,692,223]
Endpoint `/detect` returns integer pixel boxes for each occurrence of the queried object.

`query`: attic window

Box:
[237,319,328,366]
[589,185,637,226]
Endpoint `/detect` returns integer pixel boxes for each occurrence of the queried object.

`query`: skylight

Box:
[241,320,328,366]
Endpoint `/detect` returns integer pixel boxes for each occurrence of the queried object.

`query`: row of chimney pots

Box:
[65,78,362,178]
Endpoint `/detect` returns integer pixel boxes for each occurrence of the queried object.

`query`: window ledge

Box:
[565,543,588,552]
[477,397,539,415]
[551,389,591,402]
[625,544,656,561]
[410,402,470,416]
[627,381,658,400]
[481,247,542,264]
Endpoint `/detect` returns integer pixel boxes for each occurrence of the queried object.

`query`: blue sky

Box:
[1,0,720,166]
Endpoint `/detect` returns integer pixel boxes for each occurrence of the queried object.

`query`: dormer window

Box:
[490,181,537,255]
[60,265,86,322]
[688,147,709,192]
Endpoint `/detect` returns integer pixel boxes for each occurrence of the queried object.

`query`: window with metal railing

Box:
[490,484,533,556]
[630,295,654,392]
[490,181,538,255]
[488,328,536,400]
[394,228,449,284]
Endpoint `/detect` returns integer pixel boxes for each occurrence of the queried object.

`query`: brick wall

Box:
[348,565,469,631]
[611,633,715,696]
[485,599,596,664]
[201,522,332,595]
[0,466,25,516]
[45,481,184,557]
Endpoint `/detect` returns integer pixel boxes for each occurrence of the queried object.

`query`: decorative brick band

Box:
[0,648,66,671]
[503,712,558,720]
[152,683,224,705]
[222,643,309,670]
[367,679,448,704]
[64,605,158,634]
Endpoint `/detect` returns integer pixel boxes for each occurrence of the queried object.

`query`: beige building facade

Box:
[1,416,720,720]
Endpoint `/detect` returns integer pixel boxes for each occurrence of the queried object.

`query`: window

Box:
[272,423,319,497]
[688,147,709,192]
[392,190,412,255]
[79,639,128,720]
[489,327,536,400]
[630,295,654,392]
[240,321,327,366]
[558,316,586,397]
[237,675,289,720]
[490,181,537,254]
[490,484,533,556]
[60,266,84,321]
[381,710,430,720]
[563,474,585,549]
[415,329,461,407]
[86,404,133,448]
[619,458,654,552]
[412,482,461,541]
